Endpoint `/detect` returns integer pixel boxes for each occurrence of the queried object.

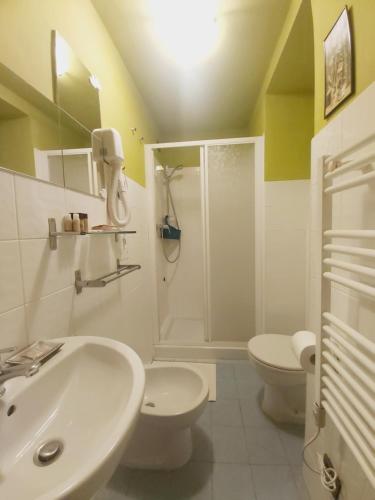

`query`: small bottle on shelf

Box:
[78,213,89,233]
[83,214,89,232]
[72,213,80,233]
[63,214,73,232]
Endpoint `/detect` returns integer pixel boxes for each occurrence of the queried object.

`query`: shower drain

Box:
[33,439,64,466]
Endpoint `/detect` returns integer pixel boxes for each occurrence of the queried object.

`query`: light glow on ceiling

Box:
[149,0,220,68]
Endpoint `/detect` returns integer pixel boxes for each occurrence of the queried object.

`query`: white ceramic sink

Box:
[0,336,145,500]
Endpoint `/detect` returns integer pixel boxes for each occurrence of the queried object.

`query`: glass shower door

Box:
[205,143,255,343]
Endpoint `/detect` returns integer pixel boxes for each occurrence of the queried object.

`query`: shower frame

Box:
[145,137,265,360]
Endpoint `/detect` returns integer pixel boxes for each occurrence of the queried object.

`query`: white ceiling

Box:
[92,0,291,141]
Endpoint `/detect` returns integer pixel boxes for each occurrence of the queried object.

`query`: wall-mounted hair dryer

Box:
[92,128,131,227]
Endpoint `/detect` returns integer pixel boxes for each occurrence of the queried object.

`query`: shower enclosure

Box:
[145,137,264,360]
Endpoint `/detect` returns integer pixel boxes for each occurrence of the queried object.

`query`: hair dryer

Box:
[92,128,131,227]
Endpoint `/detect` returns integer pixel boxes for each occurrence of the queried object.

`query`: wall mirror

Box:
[0,33,103,197]
[0,63,63,182]
[51,31,101,131]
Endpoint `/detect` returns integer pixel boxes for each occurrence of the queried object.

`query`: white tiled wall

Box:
[264,179,310,334]
[304,83,375,500]
[166,167,204,322]
[0,169,153,363]
[154,166,205,339]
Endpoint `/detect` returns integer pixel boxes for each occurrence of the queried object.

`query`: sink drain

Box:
[34,439,64,466]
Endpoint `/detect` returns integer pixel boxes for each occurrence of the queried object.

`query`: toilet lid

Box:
[248,334,302,371]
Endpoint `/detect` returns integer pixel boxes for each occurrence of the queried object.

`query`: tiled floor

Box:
[93,361,310,500]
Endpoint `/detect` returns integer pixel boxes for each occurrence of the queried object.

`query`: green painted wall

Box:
[0,81,61,176]
[248,0,304,136]
[0,0,157,186]
[265,94,313,181]
[311,0,375,131]
[248,0,314,181]
[0,79,89,177]
[159,147,201,168]
[0,115,34,175]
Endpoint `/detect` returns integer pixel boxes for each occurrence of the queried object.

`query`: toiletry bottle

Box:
[72,213,80,233]
[79,213,85,233]
[83,214,89,232]
[78,213,89,233]
[63,214,73,232]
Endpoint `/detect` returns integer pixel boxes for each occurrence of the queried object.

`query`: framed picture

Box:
[324,7,354,118]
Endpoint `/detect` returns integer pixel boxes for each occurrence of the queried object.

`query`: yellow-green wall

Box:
[250,0,375,180]
[0,0,157,186]
[248,0,304,136]
[248,0,314,181]
[0,81,62,176]
[311,0,375,131]
[265,94,313,181]
[159,147,201,168]
[0,115,34,175]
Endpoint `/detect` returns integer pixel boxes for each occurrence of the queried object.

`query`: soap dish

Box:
[6,341,64,365]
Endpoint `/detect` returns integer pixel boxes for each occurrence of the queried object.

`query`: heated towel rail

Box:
[318,133,375,489]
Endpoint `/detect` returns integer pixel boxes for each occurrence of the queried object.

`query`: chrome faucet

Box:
[0,347,40,398]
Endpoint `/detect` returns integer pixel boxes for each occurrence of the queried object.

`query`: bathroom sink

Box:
[0,336,145,500]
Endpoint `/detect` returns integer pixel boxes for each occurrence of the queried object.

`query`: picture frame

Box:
[324,6,354,118]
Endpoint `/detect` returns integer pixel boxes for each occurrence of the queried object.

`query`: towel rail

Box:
[324,151,375,180]
[322,325,374,373]
[322,312,375,353]
[322,355,375,412]
[324,170,375,194]
[322,392,375,466]
[315,136,375,488]
[322,339,375,392]
[324,244,375,259]
[75,260,141,294]
[321,365,374,429]
[322,379,375,447]
[323,271,375,298]
[325,131,375,164]
[323,402,375,490]
[324,229,375,239]
[323,258,375,279]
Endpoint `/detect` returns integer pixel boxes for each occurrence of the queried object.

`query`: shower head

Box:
[156,164,183,178]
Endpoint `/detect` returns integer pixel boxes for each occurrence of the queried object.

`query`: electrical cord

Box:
[303,427,321,474]
[303,427,338,493]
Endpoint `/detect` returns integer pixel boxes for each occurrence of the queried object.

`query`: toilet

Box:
[123,363,209,470]
[247,334,306,424]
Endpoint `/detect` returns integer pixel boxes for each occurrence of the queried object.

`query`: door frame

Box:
[145,136,265,347]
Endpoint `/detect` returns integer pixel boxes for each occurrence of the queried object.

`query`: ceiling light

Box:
[149,0,220,68]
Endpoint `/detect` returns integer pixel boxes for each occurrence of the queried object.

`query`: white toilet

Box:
[247,334,306,424]
[123,363,209,470]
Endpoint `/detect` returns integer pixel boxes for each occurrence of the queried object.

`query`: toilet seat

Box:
[248,334,302,372]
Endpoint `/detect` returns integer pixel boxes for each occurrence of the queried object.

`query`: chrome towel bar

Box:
[75,259,141,294]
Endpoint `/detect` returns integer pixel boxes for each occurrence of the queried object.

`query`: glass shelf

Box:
[48,218,136,250]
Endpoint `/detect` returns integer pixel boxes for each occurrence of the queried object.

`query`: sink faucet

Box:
[0,347,40,398]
